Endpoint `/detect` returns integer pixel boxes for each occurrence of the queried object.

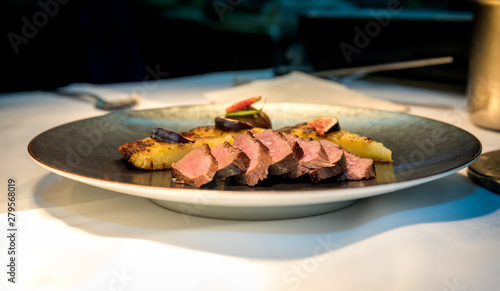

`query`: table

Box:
[1,70,499,291]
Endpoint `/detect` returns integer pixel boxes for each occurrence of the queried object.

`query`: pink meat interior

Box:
[211,144,232,170]
[254,129,289,163]
[319,139,343,162]
[234,137,260,170]
[175,147,213,178]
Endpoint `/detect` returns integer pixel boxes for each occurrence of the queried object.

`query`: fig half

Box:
[307,116,340,135]
[151,128,194,143]
[222,97,272,129]
[215,117,254,131]
[229,110,272,129]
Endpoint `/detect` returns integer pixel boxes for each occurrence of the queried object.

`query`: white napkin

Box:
[204,71,408,112]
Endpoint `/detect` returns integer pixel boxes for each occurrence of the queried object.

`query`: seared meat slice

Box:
[284,135,331,179]
[232,131,272,186]
[171,144,218,187]
[211,141,250,179]
[343,151,376,180]
[254,129,303,175]
[308,140,347,183]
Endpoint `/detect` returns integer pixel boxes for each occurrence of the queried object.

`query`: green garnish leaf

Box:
[225,108,262,117]
[224,97,266,117]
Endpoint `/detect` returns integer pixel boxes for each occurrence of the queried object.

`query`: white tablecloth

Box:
[1,70,499,291]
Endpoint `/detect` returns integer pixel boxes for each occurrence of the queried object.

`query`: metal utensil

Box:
[312,56,454,78]
[233,56,454,86]
[52,83,142,110]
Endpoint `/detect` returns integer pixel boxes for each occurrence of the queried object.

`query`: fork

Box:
[51,83,142,111]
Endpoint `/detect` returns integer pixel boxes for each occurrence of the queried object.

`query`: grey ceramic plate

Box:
[28,103,481,220]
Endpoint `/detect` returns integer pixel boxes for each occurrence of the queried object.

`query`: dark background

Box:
[0,0,473,93]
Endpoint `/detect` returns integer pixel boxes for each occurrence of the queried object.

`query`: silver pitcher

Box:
[467,0,500,131]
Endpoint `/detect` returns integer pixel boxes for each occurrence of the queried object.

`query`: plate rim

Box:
[27,103,482,208]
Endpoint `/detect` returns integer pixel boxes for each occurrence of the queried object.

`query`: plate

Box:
[28,103,481,220]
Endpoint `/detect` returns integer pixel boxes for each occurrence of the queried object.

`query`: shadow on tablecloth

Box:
[32,172,498,260]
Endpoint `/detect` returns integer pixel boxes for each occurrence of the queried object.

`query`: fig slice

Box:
[151,128,194,143]
[307,116,341,135]
[225,96,261,113]
[215,117,254,131]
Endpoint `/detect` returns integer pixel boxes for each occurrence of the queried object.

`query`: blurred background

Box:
[0,0,473,93]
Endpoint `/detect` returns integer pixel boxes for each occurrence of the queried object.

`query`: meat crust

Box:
[232,131,272,186]
[211,141,250,179]
[254,129,303,175]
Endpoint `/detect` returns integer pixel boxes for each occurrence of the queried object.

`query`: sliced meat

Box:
[232,131,272,186]
[171,144,218,187]
[308,140,347,183]
[254,129,303,175]
[211,141,250,179]
[284,135,331,179]
[343,151,376,180]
